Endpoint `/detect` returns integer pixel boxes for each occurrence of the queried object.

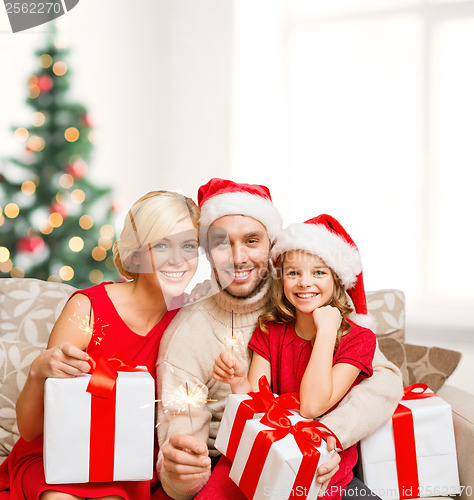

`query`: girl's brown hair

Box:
[258,252,353,350]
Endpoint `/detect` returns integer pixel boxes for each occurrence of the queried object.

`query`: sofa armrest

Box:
[437,385,474,498]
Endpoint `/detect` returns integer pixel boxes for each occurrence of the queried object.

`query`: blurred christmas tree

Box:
[0,26,119,287]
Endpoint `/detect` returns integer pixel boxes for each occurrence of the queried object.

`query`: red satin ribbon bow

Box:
[392,383,437,499]
[85,351,146,482]
[226,376,300,461]
[238,401,342,500]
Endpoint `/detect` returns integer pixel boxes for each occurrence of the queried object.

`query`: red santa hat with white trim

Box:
[271,214,375,329]
[198,178,283,242]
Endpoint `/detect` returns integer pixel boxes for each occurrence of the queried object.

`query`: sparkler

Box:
[69,298,109,349]
[160,382,208,435]
[231,310,234,359]
[224,310,243,359]
[185,383,194,435]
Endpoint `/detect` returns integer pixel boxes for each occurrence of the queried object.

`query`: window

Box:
[231,0,474,328]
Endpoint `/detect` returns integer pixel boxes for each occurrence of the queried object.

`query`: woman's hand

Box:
[29,342,91,382]
[312,304,342,334]
[212,351,251,393]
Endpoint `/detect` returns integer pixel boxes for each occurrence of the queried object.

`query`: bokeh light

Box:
[29,86,40,99]
[49,212,63,228]
[14,128,29,142]
[59,266,74,281]
[89,269,104,284]
[88,131,97,144]
[100,224,115,238]
[79,215,94,230]
[92,246,107,261]
[39,221,54,235]
[21,181,36,196]
[59,173,74,189]
[98,237,113,250]
[65,127,79,142]
[5,203,20,218]
[71,189,85,204]
[27,135,46,152]
[55,192,67,204]
[0,260,13,273]
[69,236,84,252]
[11,267,25,278]
[32,112,46,127]
[39,54,53,68]
[53,61,67,76]
[0,247,10,263]
[47,275,62,282]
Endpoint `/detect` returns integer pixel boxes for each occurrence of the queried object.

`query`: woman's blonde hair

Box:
[259,252,353,349]
[112,191,200,280]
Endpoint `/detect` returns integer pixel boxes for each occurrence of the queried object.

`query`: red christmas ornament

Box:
[17,235,45,253]
[112,199,125,213]
[37,74,54,93]
[49,202,68,218]
[80,113,93,128]
[65,159,88,179]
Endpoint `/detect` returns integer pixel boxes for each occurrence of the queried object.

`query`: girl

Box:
[0,190,200,500]
[213,214,377,500]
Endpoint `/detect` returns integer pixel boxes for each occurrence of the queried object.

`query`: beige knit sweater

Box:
[156,281,403,499]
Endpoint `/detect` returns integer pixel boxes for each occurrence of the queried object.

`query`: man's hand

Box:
[162,433,211,484]
[185,279,212,304]
[316,436,341,497]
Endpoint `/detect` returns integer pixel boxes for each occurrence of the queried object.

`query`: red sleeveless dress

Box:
[0,283,178,500]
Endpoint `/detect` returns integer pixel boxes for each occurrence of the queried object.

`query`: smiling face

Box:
[134,217,199,298]
[282,250,335,316]
[207,215,271,298]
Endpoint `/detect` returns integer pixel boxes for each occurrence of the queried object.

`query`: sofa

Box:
[1,278,473,498]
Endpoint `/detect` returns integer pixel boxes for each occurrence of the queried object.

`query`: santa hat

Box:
[198,178,282,242]
[271,214,375,329]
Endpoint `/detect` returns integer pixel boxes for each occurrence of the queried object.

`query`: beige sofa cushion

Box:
[0,278,76,345]
[366,289,409,385]
[0,340,43,456]
[406,343,462,392]
[366,289,461,391]
[0,278,76,460]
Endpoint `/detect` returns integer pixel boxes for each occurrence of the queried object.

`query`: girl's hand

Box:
[212,351,247,386]
[29,342,90,382]
[312,305,342,333]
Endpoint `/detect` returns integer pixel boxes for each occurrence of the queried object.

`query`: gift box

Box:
[215,376,300,461]
[360,383,461,500]
[44,354,155,484]
[229,403,340,500]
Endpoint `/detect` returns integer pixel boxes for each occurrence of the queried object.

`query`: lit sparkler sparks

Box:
[70,297,94,337]
[69,298,108,348]
[159,382,214,435]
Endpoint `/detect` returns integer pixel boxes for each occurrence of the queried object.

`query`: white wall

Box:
[0,0,234,210]
[2,0,474,334]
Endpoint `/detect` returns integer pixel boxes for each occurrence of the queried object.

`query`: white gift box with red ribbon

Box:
[43,354,155,484]
[215,376,300,462]
[360,383,461,500]
[228,403,340,500]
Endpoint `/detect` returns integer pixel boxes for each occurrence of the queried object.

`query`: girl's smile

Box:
[283,250,334,314]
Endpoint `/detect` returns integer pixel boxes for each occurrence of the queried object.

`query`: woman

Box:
[0,190,200,500]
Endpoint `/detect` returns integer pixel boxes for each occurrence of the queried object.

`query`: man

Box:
[156,178,403,499]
